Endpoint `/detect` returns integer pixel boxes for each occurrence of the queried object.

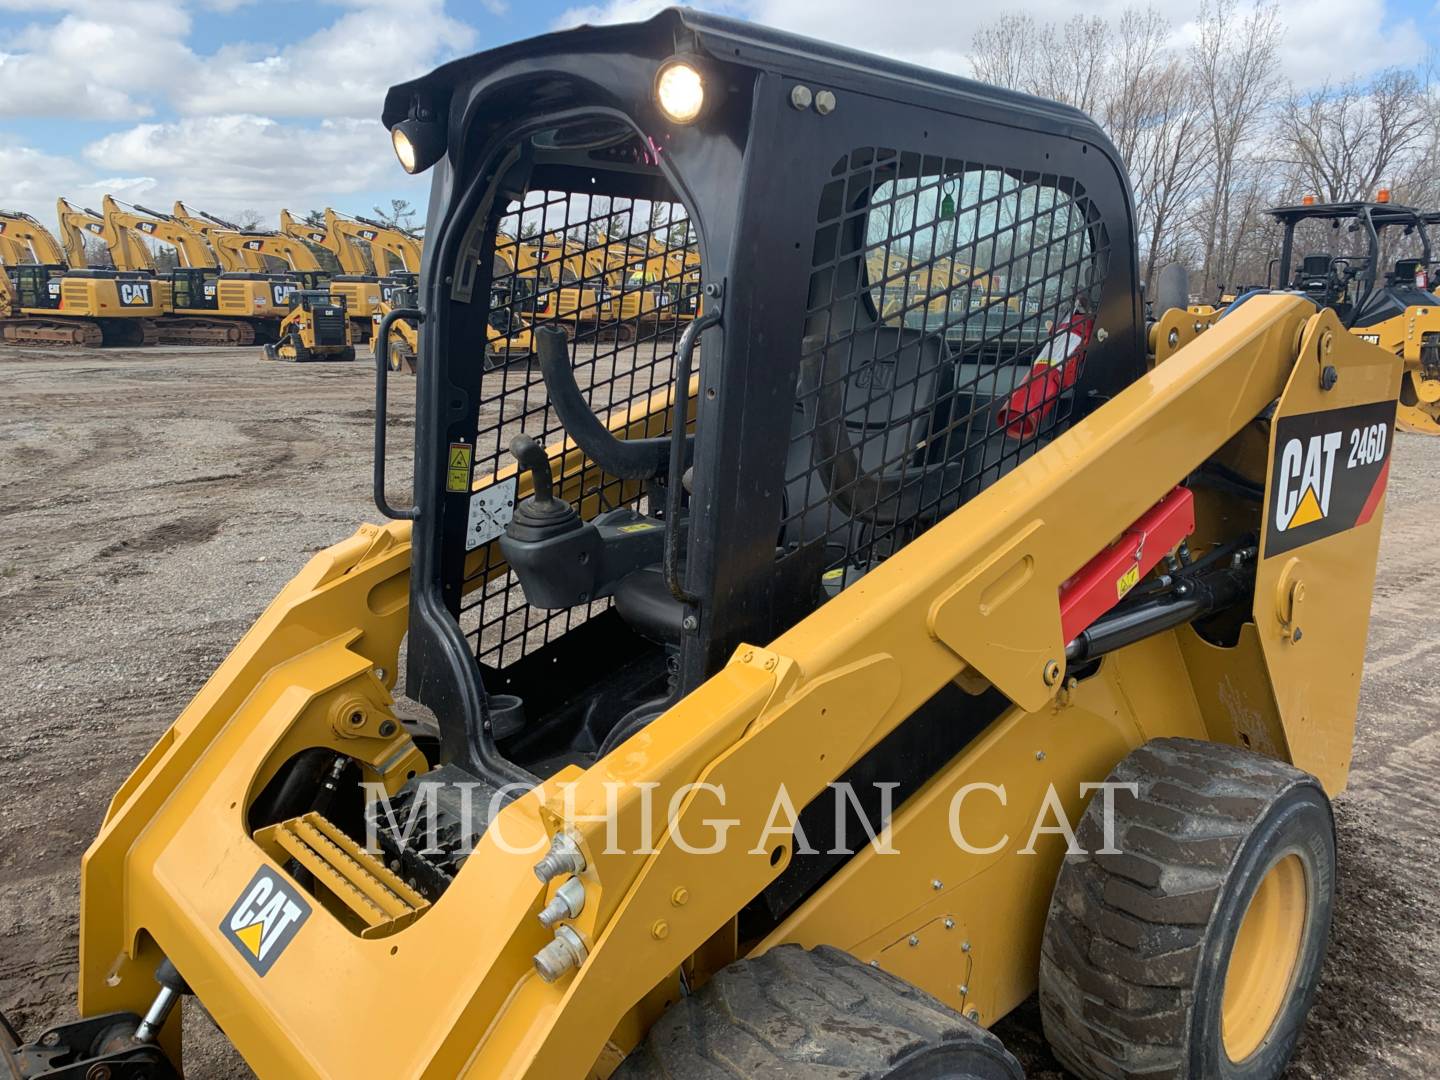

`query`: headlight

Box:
[390,116,446,175]
[655,59,705,124]
[392,127,417,173]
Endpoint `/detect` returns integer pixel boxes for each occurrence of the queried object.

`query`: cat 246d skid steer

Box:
[2,10,1400,1080]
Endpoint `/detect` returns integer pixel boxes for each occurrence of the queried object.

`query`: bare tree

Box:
[233,209,265,231]
[1278,70,1431,202]
[371,198,420,233]
[1191,0,1284,294]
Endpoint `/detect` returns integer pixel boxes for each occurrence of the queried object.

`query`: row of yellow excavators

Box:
[0,199,425,359]
[0,197,705,369]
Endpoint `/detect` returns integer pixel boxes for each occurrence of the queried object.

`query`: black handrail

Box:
[374,306,422,520]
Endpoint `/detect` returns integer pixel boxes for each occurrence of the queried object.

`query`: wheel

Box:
[1039,738,1336,1080]
[338,346,357,362]
[615,944,1023,1079]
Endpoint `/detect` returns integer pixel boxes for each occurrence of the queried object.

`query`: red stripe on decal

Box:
[1356,456,1391,527]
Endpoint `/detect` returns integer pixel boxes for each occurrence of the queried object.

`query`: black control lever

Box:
[534,326,690,480]
[506,435,581,542]
[510,434,557,504]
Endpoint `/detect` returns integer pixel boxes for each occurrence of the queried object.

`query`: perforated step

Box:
[255,811,430,938]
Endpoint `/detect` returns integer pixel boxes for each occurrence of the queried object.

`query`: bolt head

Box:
[814,89,837,115]
[1292,626,1303,643]
[789,84,813,110]
[671,887,689,907]
[1167,328,1179,347]
[961,941,971,953]
[908,934,919,947]
[378,719,397,737]
[41,1032,60,1047]
[931,879,943,890]
[1320,364,1339,391]
[1042,659,1061,686]
[967,1009,980,1022]
[1035,750,1046,761]
[681,614,698,632]
[958,984,969,996]
[944,917,955,929]
[651,920,670,940]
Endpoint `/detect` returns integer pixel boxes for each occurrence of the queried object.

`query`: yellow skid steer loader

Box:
[3,10,1400,1080]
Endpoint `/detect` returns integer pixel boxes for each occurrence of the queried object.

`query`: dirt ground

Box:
[0,342,1437,1077]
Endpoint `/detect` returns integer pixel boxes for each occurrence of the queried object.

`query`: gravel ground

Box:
[0,342,1436,1077]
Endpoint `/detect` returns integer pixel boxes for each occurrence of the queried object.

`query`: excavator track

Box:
[1,319,105,347]
[99,319,158,347]
[153,319,256,347]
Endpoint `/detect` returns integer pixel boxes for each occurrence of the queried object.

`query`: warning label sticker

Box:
[447,442,474,493]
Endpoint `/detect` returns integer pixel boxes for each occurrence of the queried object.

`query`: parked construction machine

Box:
[279,208,414,341]
[0,207,160,345]
[352,213,423,274]
[262,288,356,362]
[105,197,294,345]
[1268,197,1440,433]
[3,11,1402,1080]
[168,202,269,272]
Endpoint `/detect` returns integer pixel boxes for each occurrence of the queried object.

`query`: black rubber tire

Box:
[1039,737,1336,1080]
[338,346,357,363]
[615,944,1023,1079]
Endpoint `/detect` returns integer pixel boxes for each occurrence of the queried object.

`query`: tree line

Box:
[969,0,1440,298]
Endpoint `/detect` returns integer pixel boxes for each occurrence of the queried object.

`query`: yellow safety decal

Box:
[617,522,658,533]
[1115,563,1140,600]
[447,443,474,492]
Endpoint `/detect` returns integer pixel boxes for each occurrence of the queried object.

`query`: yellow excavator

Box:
[55,197,150,271]
[0,206,160,345]
[350,214,422,274]
[105,197,294,345]
[168,202,270,272]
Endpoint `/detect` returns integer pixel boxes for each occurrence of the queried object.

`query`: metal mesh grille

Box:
[783,148,1109,590]
[463,187,701,669]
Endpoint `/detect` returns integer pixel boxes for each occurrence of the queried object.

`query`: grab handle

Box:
[374,306,422,520]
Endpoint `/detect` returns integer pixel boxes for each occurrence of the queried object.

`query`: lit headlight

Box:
[390,115,446,175]
[392,127,418,173]
[655,60,705,124]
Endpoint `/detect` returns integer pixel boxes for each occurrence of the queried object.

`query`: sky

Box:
[0,0,1433,233]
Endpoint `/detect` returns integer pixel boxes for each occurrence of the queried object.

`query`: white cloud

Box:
[556,0,1425,90]
[81,114,425,218]
[175,0,477,119]
[0,1,196,119]
[555,0,677,29]
[0,134,156,225]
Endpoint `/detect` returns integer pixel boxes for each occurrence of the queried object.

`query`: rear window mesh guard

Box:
[781,147,1110,590]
